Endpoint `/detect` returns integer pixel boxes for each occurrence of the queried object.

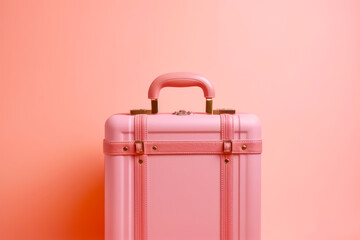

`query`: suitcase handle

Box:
[148,72,215,114]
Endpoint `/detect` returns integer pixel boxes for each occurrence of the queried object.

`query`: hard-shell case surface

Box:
[104,73,262,240]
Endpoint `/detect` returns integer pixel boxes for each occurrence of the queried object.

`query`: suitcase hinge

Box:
[130,109,152,115]
[213,108,236,114]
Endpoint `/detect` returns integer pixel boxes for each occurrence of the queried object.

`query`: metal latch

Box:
[172,110,193,115]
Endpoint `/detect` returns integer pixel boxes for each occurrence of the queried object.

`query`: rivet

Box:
[152,146,157,150]
[138,159,143,164]
[225,158,230,163]
[123,146,128,151]
[242,145,247,151]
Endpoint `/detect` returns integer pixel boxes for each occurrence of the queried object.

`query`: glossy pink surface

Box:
[105,114,261,240]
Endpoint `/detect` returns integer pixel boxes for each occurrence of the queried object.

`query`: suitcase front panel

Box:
[146,114,221,240]
[105,113,261,240]
[147,154,220,240]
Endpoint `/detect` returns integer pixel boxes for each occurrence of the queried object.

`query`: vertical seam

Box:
[143,115,148,240]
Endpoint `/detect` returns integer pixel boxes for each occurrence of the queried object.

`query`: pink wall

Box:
[1,0,360,239]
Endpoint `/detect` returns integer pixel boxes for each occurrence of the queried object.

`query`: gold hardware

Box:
[152,146,157,150]
[123,146,128,151]
[206,99,213,114]
[223,140,232,154]
[151,99,158,114]
[213,109,236,114]
[138,159,143,164]
[242,144,247,151]
[130,109,152,115]
[135,140,144,154]
[225,158,230,163]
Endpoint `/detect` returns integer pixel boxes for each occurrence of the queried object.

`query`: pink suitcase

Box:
[103,73,262,240]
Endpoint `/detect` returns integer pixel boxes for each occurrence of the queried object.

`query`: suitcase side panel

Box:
[105,115,135,240]
[237,114,261,240]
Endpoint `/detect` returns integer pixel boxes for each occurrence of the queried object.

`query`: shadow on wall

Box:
[16,151,106,240]
[70,176,104,240]
[52,150,105,240]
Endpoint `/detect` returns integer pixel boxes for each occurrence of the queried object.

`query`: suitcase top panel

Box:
[105,113,261,141]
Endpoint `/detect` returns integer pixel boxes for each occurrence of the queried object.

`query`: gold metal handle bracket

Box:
[213,109,236,114]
